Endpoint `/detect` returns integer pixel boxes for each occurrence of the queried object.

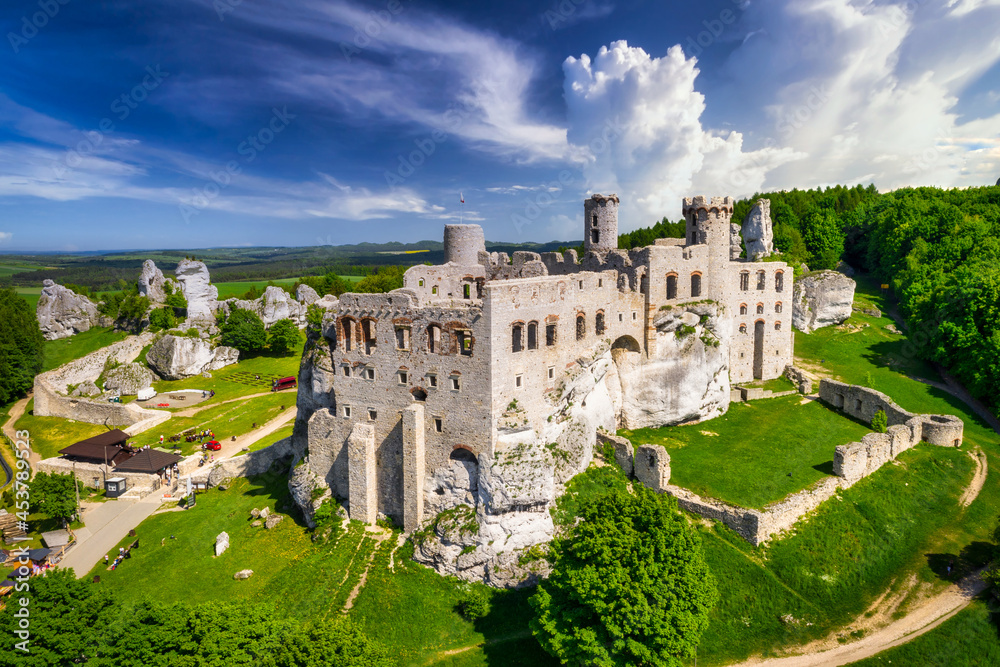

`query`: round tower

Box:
[443,224,486,265]
[583,194,619,253]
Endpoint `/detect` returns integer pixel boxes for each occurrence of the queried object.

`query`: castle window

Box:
[740,272,749,291]
[548,366,554,380]
[592,229,600,244]
[775,302,783,313]
[395,326,410,350]
[427,374,437,388]
[342,365,350,377]
[527,321,538,349]
[576,314,586,340]
[775,321,781,331]
[640,274,648,295]
[451,376,461,391]
[739,324,747,334]
[412,388,427,401]
[463,283,471,299]
[364,367,375,380]
[595,312,605,335]
[457,330,473,356]
[398,371,408,385]
[515,374,522,388]
[775,271,784,293]
[434,417,443,433]
[598,278,603,287]
[579,280,583,289]
[343,405,352,418]
[592,213,598,227]
[666,273,678,300]
[362,319,377,354]
[740,304,747,315]
[368,409,377,421]
[619,313,623,322]
[418,279,424,287]
[512,324,524,353]
[427,324,441,353]
[341,317,355,352]
[431,285,438,295]
[756,303,764,315]
[632,312,637,320]
[757,271,766,290]
[690,273,702,298]
[546,323,557,346]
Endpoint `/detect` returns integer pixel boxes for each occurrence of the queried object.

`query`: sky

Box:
[0,0,998,252]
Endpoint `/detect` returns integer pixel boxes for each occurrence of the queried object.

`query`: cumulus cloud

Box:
[562,41,801,228]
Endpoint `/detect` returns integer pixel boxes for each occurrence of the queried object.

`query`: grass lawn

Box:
[213,275,362,300]
[621,395,871,508]
[15,399,110,461]
[42,327,128,372]
[849,600,1000,666]
[741,374,797,393]
[233,421,294,457]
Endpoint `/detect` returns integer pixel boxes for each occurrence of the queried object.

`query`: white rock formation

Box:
[218,286,308,329]
[102,362,154,396]
[70,381,101,397]
[730,222,743,260]
[175,260,218,322]
[36,280,101,340]
[425,459,478,517]
[793,270,857,333]
[234,569,253,580]
[742,199,774,261]
[215,531,229,557]
[138,260,179,304]
[145,335,239,380]
[295,284,320,305]
[264,514,283,529]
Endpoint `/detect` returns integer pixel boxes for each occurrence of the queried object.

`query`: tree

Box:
[275,618,392,667]
[29,472,79,523]
[220,307,267,355]
[268,318,300,355]
[0,287,44,404]
[871,409,888,433]
[530,486,717,667]
[148,305,177,331]
[802,208,846,270]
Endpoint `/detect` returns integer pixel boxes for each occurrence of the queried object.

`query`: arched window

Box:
[775,271,784,293]
[361,318,377,355]
[527,321,538,350]
[757,270,766,290]
[576,314,586,340]
[739,324,747,334]
[512,323,524,353]
[775,302,783,313]
[690,273,702,298]
[546,322,557,346]
[756,303,764,315]
[775,321,781,331]
[457,330,473,356]
[595,311,606,336]
[666,273,678,300]
[740,303,747,315]
[463,283,471,299]
[740,272,749,291]
[341,317,355,352]
[427,324,441,353]
[412,388,427,402]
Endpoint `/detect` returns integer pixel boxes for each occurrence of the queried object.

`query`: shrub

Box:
[456,585,492,621]
[148,306,176,331]
[872,409,888,433]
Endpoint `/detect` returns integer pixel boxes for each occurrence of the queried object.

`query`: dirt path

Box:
[215,406,296,460]
[2,396,35,468]
[730,570,987,666]
[341,526,392,612]
[959,449,988,508]
[170,391,274,418]
[422,631,533,664]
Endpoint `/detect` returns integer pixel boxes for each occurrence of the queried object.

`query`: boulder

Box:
[71,381,101,397]
[250,508,261,519]
[259,507,270,520]
[296,284,320,305]
[36,280,100,340]
[102,362,154,396]
[793,270,856,333]
[234,569,253,580]
[251,520,262,527]
[425,459,478,517]
[742,199,774,261]
[262,286,307,328]
[146,335,237,379]
[264,514,283,529]
[729,223,743,260]
[215,531,229,557]
[175,260,218,322]
[137,260,178,304]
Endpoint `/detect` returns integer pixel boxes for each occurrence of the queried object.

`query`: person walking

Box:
[159,435,164,445]
[104,554,108,565]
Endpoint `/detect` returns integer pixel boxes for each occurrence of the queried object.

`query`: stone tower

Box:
[583,194,619,253]
[443,224,486,265]
[683,196,734,298]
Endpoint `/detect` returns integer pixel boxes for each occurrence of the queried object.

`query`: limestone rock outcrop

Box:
[296,284,320,305]
[102,362,154,396]
[145,335,239,380]
[218,286,309,328]
[234,569,253,580]
[742,199,774,261]
[793,270,856,333]
[36,280,101,340]
[70,380,101,398]
[730,223,743,260]
[175,260,218,322]
[614,303,730,429]
[138,260,179,304]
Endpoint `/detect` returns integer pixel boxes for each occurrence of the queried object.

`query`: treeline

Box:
[733,183,1000,412]
[0,570,390,666]
[618,217,686,250]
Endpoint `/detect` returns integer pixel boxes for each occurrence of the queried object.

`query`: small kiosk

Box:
[105,477,127,498]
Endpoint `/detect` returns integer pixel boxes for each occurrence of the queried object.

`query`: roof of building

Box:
[113,449,183,474]
[58,430,131,461]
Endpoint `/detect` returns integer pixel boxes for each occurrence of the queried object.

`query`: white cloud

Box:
[0,232,12,243]
[562,41,801,228]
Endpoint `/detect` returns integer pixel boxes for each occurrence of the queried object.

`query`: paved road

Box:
[60,494,162,576]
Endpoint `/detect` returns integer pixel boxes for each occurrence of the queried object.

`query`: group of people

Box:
[200,390,216,399]
[105,545,134,571]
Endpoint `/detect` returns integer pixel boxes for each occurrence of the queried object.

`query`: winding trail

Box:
[959,449,988,508]
[2,396,33,476]
[730,570,987,667]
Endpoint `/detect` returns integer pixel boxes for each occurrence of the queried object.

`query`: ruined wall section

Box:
[726,260,793,383]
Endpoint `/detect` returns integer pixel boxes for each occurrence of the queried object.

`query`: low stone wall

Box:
[33,332,167,434]
[738,387,798,401]
[35,457,167,498]
[184,436,295,488]
[784,365,813,394]
[819,379,963,448]
[596,431,634,477]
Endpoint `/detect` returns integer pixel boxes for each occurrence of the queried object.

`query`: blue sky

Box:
[0,0,998,252]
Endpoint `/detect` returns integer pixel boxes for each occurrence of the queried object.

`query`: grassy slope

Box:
[15,398,111,461]
[234,421,294,456]
[42,327,128,372]
[622,395,871,508]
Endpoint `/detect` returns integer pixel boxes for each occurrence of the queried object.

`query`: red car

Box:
[204,440,222,451]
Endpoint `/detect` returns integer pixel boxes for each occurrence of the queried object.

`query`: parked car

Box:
[272,376,297,392]
[204,440,222,451]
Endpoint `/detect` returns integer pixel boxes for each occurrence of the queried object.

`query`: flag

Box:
[460,192,464,204]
